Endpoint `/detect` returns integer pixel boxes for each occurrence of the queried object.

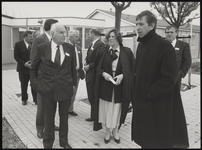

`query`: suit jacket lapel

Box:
[175,40,181,49]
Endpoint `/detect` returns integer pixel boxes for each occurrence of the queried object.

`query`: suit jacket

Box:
[30,33,50,63]
[174,40,192,78]
[14,40,31,74]
[30,42,77,101]
[85,39,105,83]
[69,43,85,80]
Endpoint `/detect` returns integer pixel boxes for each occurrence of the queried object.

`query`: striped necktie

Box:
[54,45,61,66]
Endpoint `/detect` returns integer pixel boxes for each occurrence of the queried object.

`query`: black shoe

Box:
[37,131,43,139]
[69,111,78,116]
[63,143,72,149]
[85,118,94,122]
[114,137,120,144]
[54,125,59,131]
[22,101,27,105]
[112,132,120,144]
[104,137,110,144]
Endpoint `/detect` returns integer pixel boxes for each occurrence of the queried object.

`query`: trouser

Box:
[69,72,80,112]
[43,97,71,148]
[36,93,45,132]
[19,72,36,102]
[86,81,95,119]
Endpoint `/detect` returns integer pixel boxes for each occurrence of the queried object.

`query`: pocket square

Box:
[65,52,70,57]
[175,47,179,50]
[78,51,80,53]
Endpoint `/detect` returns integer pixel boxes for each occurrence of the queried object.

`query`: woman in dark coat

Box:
[93,28,135,144]
[131,10,189,148]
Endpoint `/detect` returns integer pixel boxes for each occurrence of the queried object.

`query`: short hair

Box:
[105,28,123,46]
[23,30,32,38]
[44,19,58,31]
[165,25,178,33]
[68,30,79,37]
[90,28,101,36]
[136,10,157,30]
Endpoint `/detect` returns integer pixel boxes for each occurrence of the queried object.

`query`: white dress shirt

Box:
[45,32,52,42]
[51,41,65,65]
[171,39,177,47]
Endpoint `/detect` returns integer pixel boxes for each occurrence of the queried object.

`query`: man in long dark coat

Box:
[131,10,189,148]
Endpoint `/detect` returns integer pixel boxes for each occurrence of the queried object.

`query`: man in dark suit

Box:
[30,23,76,149]
[30,19,59,139]
[68,30,85,116]
[84,28,105,121]
[165,25,192,89]
[14,30,37,105]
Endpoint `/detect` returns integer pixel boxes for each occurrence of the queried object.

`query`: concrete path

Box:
[2,63,200,148]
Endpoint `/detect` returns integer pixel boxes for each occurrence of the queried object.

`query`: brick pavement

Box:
[2,63,200,148]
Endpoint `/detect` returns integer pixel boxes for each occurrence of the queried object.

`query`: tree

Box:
[111,2,131,31]
[150,2,200,29]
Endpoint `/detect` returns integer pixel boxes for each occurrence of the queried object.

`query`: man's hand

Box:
[113,74,123,85]
[84,65,89,72]
[24,61,31,68]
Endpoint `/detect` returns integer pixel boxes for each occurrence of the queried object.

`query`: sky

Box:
[2,2,200,25]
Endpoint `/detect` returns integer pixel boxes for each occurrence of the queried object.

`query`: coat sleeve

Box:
[30,45,42,91]
[30,37,40,64]
[180,42,192,78]
[14,42,26,66]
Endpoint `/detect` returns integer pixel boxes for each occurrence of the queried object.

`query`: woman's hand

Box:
[114,74,123,85]
[102,72,112,81]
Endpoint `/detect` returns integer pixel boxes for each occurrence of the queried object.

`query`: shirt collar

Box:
[51,40,60,49]
[171,39,177,47]
[109,46,120,52]
[23,39,29,47]
[45,31,52,41]
[92,38,99,46]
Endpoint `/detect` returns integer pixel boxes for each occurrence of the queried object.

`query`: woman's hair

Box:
[105,28,123,46]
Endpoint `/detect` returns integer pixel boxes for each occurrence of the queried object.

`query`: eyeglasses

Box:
[165,31,174,34]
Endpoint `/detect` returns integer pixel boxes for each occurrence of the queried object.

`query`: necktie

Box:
[28,44,31,52]
[110,49,118,61]
[54,45,61,66]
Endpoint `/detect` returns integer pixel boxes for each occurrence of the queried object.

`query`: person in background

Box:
[68,30,85,116]
[93,28,135,144]
[165,25,192,89]
[30,23,76,149]
[131,10,189,148]
[30,19,59,139]
[84,28,105,122]
[14,30,37,105]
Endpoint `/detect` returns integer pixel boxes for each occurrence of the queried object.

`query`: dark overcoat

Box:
[93,45,135,131]
[132,30,189,148]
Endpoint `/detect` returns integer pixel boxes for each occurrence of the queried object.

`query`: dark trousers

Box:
[86,81,95,119]
[42,96,71,148]
[36,93,45,132]
[18,72,36,102]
